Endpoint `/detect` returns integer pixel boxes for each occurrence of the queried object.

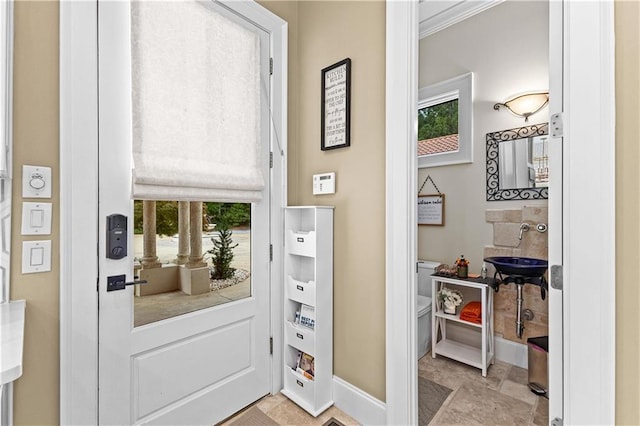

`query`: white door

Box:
[97,2,272,424]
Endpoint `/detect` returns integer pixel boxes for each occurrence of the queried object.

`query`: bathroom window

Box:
[418,73,473,168]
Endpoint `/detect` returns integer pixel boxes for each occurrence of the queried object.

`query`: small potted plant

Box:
[438,287,463,315]
[455,255,470,278]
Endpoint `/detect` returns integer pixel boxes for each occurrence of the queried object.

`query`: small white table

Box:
[431,276,494,376]
[0,300,26,423]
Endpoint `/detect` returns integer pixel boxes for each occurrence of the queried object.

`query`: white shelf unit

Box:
[282,206,334,417]
[431,276,494,377]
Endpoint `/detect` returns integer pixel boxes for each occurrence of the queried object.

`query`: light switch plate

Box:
[22,165,52,198]
[313,172,336,195]
[21,202,52,235]
[22,240,52,274]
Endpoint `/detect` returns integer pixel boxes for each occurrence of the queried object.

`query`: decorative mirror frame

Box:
[486,122,549,201]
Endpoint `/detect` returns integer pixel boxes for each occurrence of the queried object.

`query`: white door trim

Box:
[385,2,418,425]
[385,1,615,425]
[561,1,616,423]
[59,2,287,424]
[59,1,99,424]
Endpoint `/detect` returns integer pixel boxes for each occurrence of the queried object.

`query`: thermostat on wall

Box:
[313,172,336,195]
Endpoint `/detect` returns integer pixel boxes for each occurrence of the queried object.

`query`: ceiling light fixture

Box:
[493,91,549,122]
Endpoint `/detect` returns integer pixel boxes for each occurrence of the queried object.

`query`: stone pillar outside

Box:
[141,200,161,269]
[188,201,206,268]
[177,201,190,265]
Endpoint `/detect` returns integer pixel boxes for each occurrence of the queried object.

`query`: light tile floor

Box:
[220,393,359,426]
[223,353,549,426]
[422,352,549,425]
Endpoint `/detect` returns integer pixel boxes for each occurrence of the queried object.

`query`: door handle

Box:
[107,274,148,292]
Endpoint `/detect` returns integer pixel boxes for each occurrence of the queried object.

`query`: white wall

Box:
[417,0,549,271]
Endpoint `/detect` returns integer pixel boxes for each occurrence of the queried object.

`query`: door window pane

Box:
[133,200,251,327]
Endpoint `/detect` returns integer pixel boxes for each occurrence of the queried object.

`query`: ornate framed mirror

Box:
[486,122,549,201]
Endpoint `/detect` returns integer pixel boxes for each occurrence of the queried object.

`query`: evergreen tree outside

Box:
[206,227,239,280]
[418,99,458,141]
[205,202,251,280]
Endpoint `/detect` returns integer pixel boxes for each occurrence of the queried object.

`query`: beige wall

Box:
[294,0,387,401]
[615,1,640,424]
[417,0,549,272]
[10,1,60,424]
[262,0,387,402]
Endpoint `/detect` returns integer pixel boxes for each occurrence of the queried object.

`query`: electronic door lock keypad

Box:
[106,214,127,259]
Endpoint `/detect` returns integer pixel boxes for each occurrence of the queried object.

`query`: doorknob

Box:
[107,274,148,292]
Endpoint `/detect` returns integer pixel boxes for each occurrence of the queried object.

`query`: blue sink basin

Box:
[484,256,548,278]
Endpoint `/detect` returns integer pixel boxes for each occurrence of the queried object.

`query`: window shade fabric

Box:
[131,0,264,202]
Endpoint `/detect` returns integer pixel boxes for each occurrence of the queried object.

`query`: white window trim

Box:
[418,72,473,168]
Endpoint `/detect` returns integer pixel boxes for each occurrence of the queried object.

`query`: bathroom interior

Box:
[415,1,551,424]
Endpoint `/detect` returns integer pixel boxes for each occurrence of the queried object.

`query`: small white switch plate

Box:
[313,172,336,195]
[22,240,52,274]
[22,165,52,198]
[21,202,52,235]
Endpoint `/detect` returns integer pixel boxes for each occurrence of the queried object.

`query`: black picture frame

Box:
[321,58,351,150]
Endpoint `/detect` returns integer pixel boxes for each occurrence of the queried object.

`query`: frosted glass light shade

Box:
[494,92,549,122]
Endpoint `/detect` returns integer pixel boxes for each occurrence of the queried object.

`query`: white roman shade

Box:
[131,0,264,202]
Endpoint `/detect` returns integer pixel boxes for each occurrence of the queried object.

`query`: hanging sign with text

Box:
[418,194,445,226]
[321,58,351,150]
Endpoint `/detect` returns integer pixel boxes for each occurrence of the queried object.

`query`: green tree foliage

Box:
[205,203,251,229]
[418,99,458,140]
[133,200,179,236]
[206,227,239,280]
[203,203,250,279]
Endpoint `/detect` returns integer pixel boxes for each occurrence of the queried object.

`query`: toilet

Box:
[417,260,440,359]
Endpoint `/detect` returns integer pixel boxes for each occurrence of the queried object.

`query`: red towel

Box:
[459,301,482,324]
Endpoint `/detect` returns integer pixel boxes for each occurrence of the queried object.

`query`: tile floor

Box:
[421,352,549,425]
[223,352,549,426]
[219,393,359,426]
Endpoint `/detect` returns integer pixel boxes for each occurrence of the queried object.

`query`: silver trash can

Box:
[527,336,548,396]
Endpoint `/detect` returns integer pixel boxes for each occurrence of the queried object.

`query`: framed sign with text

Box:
[321,58,351,150]
[418,194,445,226]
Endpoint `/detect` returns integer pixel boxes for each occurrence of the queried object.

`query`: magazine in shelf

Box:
[299,304,315,329]
[295,350,315,380]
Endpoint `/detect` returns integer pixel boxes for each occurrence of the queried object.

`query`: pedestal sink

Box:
[484,257,548,338]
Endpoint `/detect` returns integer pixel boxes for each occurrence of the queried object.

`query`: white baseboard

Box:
[332,376,386,426]
[494,335,528,369]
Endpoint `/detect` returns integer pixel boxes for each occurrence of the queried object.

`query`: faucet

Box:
[518,223,530,240]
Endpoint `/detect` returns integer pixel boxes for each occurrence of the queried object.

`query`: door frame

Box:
[385,1,615,425]
[59,1,287,424]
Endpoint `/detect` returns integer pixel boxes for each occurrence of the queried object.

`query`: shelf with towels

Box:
[431,276,494,377]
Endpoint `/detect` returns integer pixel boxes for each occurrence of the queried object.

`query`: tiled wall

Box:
[484,206,548,343]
